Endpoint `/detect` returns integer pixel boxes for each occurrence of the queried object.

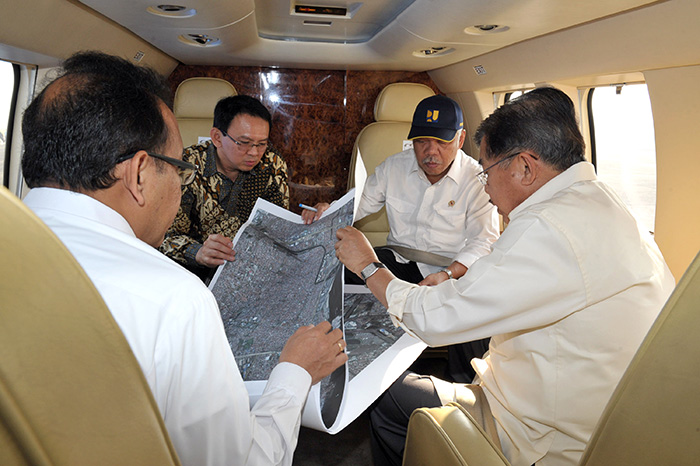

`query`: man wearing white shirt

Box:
[305,95,499,285]
[335,87,675,466]
[21,51,347,466]
[304,95,499,382]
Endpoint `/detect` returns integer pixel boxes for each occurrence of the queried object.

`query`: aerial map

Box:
[209,190,426,433]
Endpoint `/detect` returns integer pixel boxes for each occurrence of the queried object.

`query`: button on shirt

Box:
[357,149,499,276]
[384,163,675,466]
[24,188,311,466]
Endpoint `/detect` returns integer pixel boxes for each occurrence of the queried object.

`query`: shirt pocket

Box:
[431,206,467,243]
[385,195,415,224]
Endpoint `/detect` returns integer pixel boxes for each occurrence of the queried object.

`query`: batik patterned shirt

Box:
[160,141,289,271]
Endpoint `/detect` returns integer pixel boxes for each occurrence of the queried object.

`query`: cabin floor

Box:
[293,410,373,465]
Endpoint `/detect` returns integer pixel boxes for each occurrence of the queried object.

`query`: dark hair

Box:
[21,51,173,190]
[213,95,271,132]
[473,87,585,171]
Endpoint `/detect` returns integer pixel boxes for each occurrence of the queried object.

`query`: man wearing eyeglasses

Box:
[21,51,347,466]
[304,94,499,382]
[160,95,289,281]
[334,87,675,466]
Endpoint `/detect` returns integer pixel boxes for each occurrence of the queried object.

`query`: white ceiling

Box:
[77,0,660,71]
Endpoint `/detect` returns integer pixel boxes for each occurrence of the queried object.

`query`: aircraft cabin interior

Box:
[1,0,700,464]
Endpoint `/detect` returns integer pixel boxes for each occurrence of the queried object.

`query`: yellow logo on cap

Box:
[426,110,439,122]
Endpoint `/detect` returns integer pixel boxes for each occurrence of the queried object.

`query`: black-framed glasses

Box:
[117,152,198,186]
[221,130,269,152]
[476,152,520,186]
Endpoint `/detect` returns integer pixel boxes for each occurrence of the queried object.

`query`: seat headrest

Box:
[374,83,436,123]
[174,77,237,119]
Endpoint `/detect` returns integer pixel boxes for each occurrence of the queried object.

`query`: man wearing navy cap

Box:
[355,94,498,283]
[304,94,499,382]
[306,95,498,287]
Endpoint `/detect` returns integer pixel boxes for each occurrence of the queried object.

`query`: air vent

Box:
[412,46,455,58]
[147,4,196,18]
[178,34,221,47]
[464,24,510,35]
[304,20,333,26]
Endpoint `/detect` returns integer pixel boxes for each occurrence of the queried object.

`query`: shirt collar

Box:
[203,142,219,177]
[23,187,136,237]
[410,148,466,185]
[509,161,597,219]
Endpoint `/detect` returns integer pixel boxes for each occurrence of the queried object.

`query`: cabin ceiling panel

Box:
[76,0,660,71]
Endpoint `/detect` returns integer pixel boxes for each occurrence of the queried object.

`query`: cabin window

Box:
[588,84,657,234]
[0,60,18,187]
[504,90,526,102]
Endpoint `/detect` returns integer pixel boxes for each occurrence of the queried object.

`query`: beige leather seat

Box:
[174,77,237,147]
[0,187,180,466]
[403,249,700,466]
[348,82,435,247]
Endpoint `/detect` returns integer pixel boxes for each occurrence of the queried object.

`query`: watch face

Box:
[361,262,385,281]
[361,263,376,281]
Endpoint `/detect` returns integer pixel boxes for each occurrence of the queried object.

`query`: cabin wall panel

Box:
[428,0,700,95]
[168,65,440,212]
[644,65,700,280]
[0,0,176,73]
[446,91,499,158]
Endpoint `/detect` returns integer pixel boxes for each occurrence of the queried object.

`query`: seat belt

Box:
[379,245,452,267]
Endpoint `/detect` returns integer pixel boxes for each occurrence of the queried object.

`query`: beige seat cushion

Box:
[174,77,237,147]
[0,187,180,466]
[349,82,435,247]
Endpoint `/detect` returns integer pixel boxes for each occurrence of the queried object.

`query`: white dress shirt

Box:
[384,163,675,466]
[24,188,311,466]
[357,149,499,276]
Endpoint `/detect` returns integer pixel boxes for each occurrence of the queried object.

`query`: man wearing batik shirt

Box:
[160,95,289,281]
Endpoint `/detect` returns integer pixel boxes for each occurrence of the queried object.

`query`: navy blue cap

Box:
[407,95,464,142]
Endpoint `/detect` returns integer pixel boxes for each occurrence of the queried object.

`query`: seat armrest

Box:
[403,402,509,466]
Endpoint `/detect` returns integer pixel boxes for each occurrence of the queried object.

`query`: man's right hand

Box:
[195,234,236,268]
[301,202,331,224]
[280,321,347,385]
[334,226,378,276]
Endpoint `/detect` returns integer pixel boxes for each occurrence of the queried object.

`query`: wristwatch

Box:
[360,262,386,282]
[442,268,453,279]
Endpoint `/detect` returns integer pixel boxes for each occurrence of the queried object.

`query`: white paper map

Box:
[209,167,425,433]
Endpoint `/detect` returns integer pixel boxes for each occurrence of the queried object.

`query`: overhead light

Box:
[147,5,197,18]
[412,47,455,58]
[178,34,221,47]
[464,24,510,35]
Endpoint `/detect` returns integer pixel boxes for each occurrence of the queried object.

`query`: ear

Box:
[210,127,223,148]
[121,151,150,207]
[457,129,467,148]
[517,152,539,187]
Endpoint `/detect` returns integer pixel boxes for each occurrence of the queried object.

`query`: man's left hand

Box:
[335,226,378,275]
[419,272,449,286]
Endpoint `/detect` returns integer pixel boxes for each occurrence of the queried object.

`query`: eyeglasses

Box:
[476,152,520,186]
[221,130,269,152]
[117,152,198,186]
